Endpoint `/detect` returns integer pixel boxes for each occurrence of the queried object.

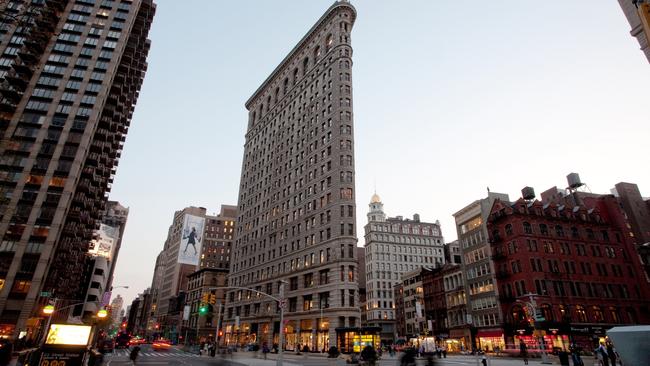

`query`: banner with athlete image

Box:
[177,214,205,265]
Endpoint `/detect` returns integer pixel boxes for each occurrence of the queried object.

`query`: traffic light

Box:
[202,293,209,304]
[209,293,216,304]
[218,330,223,337]
[199,305,208,315]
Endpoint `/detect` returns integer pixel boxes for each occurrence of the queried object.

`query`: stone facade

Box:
[363,194,445,342]
[453,192,509,350]
[224,1,359,351]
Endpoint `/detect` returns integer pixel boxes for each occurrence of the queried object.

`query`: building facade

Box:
[183,268,228,343]
[398,269,425,338]
[0,0,154,339]
[618,0,650,63]
[453,192,509,351]
[110,293,123,326]
[200,205,236,270]
[444,240,461,265]
[363,193,445,342]
[487,191,650,352]
[443,265,470,352]
[151,205,235,342]
[224,1,359,351]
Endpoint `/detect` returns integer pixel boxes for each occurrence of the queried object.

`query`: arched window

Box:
[571,227,580,238]
[586,228,595,240]
[555,225,564,237]
[558,305,570,322]
[575,305,587,322]
[293,68,299,85]
[511,305,526,324]
[539,224,548,235]
[313,46,321,61]
[274,87,279,103]
[266,96,271,111]
[505,224,513,236]
[283,78,289,94]
[303,57,309,76]
[592,306,605,322]
[523,222,532,234]
[325,33,333,52]
[609,307,621,323]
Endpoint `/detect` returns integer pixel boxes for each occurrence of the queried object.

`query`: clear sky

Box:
[109,0,650,305]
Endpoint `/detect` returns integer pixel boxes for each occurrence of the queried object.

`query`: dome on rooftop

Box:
[370,193,381,204]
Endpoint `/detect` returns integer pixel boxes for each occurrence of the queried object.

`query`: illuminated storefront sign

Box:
[45,324,92,346]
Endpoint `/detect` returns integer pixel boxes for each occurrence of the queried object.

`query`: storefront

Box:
[476,329,505,352]
[447,328,471,353]
[316,318,330,353]
[336,327,381,353]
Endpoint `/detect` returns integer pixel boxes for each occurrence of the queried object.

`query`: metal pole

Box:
[277,282,285,366]
[215,302,222,349]
[527,294,550,364]
[41,298,58,346]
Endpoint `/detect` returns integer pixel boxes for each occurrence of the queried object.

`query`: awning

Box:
[477,329,504,338]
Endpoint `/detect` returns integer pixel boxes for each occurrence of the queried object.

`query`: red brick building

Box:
[487,194,650,352]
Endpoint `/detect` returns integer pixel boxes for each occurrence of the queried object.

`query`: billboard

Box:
[177,214,204,265]
[89,224,118,260]
[45,324,92,346]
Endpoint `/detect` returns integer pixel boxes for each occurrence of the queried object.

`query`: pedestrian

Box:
[129,345,141,365]
[606,343,618,366]
[262,343,270,360]
[596,342,609,366]
[570,343,584,366]
[0,340,13,366]
[481,354,487,366]
[519,340,528,365]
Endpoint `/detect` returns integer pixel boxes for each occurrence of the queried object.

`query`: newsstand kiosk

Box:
[36,324,93,366]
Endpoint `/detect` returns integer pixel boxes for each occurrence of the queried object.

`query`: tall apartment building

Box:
[363,193,445,342]
[453,191,509,351]
[110,293,123,326]
[224,1,359,351]
[0,0,154,339]
[200,205,236,270]
[619,0,650,63]
[151,205,235,342]
[101,200,129,290]
[81,200,128,318]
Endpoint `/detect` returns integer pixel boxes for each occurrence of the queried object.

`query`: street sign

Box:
[279,299,287,309]
[40,292,51,297]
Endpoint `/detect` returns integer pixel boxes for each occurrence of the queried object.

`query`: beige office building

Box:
[224,1,359,352]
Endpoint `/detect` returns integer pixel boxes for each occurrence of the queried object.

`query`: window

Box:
[505,224,513,236]
[523,222,532,234]
[539,224,549,235]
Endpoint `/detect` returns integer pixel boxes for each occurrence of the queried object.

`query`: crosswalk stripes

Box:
[107,349,200,358]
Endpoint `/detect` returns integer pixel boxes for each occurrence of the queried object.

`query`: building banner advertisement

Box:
[177,214,205,265]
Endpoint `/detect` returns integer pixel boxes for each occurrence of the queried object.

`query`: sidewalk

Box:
[200,351,306,366]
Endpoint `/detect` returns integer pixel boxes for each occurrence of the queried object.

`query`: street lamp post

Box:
[519,293,551,364]
[204,282,288,366]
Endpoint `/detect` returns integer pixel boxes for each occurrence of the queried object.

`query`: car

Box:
[152,339,171,351]
[98,339,115,354]
[129,338,145,346]
[115,333,131,349]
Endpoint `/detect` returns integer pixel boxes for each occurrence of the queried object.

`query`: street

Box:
[103,345,238,366]
[103,346,570,366]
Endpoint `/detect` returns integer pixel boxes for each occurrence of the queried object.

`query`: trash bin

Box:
[558,351,570,366]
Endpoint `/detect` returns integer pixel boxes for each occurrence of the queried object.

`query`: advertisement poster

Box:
[177,214,205,265]
[89,224,118,260]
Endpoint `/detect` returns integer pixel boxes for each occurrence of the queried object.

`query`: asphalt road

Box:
[102,345,240,365]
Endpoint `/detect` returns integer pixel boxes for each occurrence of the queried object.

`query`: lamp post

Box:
[40,300,105,346]
[518,293,551,364]
[204,283,288,366]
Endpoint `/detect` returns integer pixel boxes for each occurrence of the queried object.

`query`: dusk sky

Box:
[110,0,650,305]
